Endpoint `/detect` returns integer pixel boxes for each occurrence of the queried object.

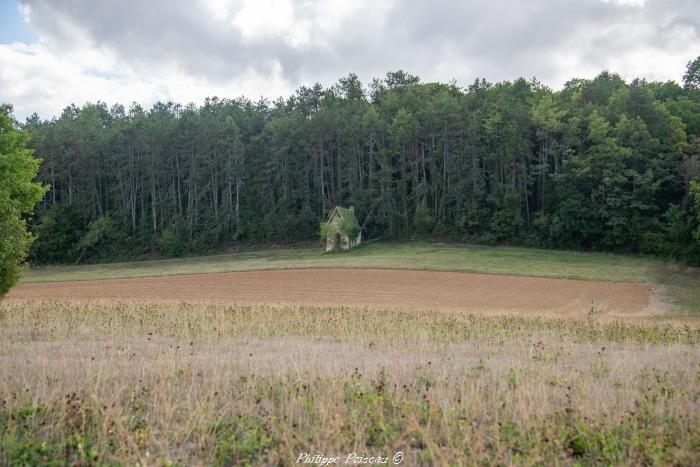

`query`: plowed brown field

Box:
[8,268,652,317]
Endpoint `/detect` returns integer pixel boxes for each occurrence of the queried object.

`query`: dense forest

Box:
[20,58,700,264]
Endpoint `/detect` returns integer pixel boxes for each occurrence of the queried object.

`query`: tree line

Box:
[22,58,700,264]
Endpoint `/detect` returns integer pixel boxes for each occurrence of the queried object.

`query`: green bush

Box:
[212,414,274,466]
[319,222,334,243]
[0,105,46,295]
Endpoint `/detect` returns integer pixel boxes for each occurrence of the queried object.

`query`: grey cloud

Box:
[377,0,698,84]
[17,0,700,91]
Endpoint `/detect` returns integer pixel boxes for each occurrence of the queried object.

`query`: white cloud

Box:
[602,0,646,6]
[0,0,697,121]
[0,40,293,121]
[232,0,309,47]
[201,0,234,21]
[0,42,141,119]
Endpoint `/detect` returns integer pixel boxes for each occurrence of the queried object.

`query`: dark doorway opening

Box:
[334,232,341,250]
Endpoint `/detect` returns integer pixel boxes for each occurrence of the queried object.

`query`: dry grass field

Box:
[2,244,700,465]
[1,300,699,465]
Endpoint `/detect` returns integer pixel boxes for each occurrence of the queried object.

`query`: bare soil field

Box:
[8,268,653,316]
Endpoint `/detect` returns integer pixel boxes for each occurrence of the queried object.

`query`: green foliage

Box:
[667,97,700,137]
[690,180,700,244]
[78,216,113,252]
[413,206,435,235]
[1,405,61,466]
[489,208,522,242]
[320,210,360,247]
[76,216,126,263]
[683,55,700,90]
[212,414,273,466]
[0,105,46,295]
[339,218,360,240]
[0,400,104,466]
[31,204,85,264]
[319,222,334,243]
[157,226,187,257]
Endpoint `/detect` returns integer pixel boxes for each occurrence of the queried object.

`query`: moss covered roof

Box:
[328,206,359,226]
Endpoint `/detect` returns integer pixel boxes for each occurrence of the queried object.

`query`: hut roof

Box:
[328,206,359,226]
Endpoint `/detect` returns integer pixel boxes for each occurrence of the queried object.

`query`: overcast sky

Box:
[0,0,698,120]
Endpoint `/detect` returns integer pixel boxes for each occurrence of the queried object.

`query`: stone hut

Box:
[324,206,362,251]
